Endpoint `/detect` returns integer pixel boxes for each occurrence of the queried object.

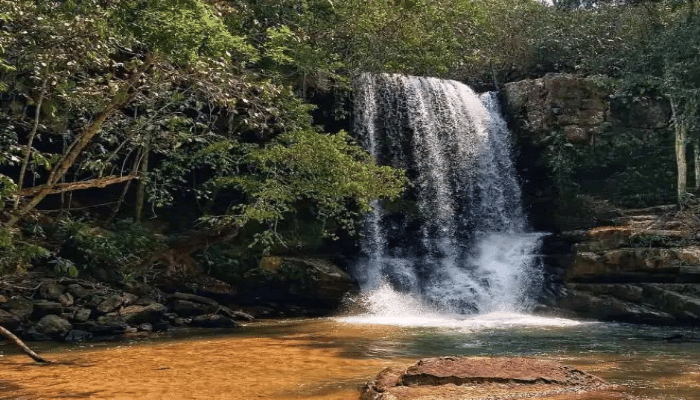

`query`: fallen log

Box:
[0,325,51,364]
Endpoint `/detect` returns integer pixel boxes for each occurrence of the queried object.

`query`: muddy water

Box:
[1,318,699,399]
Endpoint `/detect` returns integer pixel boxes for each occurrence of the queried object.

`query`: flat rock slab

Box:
[362,357,638,400]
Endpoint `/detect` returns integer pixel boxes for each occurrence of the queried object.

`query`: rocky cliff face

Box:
[504,73,609,145]
[503,73,674,231]
[502,73,700,325]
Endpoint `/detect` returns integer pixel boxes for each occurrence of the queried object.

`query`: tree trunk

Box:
[135,140,150,223]
[676,125,687,205]
[6,55,153,228]
[669,93,688,206]
[0,325,51,364]
[695,139,700,191]
[14,78,48,210]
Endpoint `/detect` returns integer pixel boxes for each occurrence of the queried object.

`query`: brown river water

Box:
[1,317,699,400]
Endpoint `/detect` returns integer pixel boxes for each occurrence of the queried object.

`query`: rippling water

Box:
[1,316,699,399]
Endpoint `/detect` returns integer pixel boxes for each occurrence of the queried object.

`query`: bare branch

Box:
[18,175,137,197]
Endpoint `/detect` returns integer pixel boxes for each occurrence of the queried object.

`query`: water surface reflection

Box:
[0,318,699,399]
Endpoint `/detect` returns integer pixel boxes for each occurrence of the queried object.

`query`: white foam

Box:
[336,283,583,329]
[336,312,584,329]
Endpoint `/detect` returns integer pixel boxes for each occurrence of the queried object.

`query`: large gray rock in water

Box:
[36,314,73,338]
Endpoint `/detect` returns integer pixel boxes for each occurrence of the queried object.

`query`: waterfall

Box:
[352,73,543,315]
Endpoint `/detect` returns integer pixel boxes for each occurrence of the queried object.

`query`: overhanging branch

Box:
[18,175,138,197]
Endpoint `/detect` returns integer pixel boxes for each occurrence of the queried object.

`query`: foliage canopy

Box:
[2,0,700,276]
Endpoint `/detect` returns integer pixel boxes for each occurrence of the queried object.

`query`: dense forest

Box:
[1,0,700,286]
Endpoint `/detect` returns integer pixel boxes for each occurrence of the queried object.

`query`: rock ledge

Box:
[361,357,634,400]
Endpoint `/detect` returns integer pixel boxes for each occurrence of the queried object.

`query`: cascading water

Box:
[350,73,544,318]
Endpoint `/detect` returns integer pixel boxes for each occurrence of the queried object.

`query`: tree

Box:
[658,10,700,204]
[1,0,407,276]
[2,0,257,228]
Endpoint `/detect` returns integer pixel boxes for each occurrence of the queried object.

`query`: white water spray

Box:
[351,74,544,319]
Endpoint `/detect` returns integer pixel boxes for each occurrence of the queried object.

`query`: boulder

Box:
[171,317,191,326]
[77,314,128,335]
[120,303,167,325]
[1,296,33,320]
[123,282,163,300]
[122,292,139,306]
[0,309,21,329]
[32,300,64,319]
[254,256,358,307]
[22,328,51,342]
[58,292,74,307]
[66,283,94,299]
[137,323,153,332]
[190,314,237,328]
[134,297,160,306]
[152,320,171,332]
[85,293,107,309]
[169,299,217,317]
[36,314,73,338]
[361,357,620,400]
[218,306,254,321]
[167,292,219,307]
[66,307,92,323]
[64,329,93,343]
[38,282,66,301]
[156,275,236,305]
[96,294,124,314]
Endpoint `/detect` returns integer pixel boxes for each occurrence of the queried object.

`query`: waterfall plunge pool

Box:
[3,74,696,398]
[1,316,699,399]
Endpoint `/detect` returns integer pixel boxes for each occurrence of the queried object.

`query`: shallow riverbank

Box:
[2,318,700,399]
